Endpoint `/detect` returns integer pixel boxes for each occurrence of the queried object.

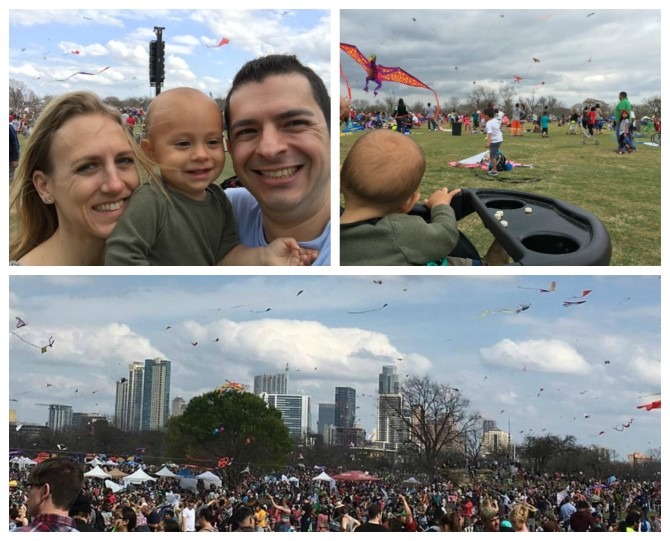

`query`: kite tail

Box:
[431,88,440,118]
[340,64,352,103]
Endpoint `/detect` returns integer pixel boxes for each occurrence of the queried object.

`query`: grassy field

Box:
[340,123,661,266]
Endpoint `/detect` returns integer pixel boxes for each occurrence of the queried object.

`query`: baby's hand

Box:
[265,238,319,266]
[424,187,461,209]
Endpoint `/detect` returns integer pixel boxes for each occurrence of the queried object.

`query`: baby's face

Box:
[144,94,225,200]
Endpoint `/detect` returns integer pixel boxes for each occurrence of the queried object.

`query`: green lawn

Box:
[340,124,661,266]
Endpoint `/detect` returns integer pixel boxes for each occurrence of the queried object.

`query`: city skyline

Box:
[8,275,661,458]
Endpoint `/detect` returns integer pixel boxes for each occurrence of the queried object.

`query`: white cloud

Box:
[480,338,591,374]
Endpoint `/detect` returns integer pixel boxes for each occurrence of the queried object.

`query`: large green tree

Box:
[164,391,292,483]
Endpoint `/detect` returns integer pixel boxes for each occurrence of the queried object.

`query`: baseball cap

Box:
[480,507,499,522]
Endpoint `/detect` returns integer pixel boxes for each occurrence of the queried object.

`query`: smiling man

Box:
[224,54,331,265]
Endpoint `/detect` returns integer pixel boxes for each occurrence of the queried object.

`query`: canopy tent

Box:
[124,467,157,484]
[107,468,128,479]
[103,460,119,467]
[331,470,381,482]
[312,471,334,482]
[196,471,222,487]
[86,457,103,467]
[155,466,181,478]
[84,465,111,479]
[403,476,421,485]
[10,456,37,468]
[104,479,125,493]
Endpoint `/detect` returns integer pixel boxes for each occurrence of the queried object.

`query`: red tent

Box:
[331,470,381,482]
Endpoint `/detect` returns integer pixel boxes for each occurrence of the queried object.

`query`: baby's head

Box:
[341,130,425,215]
[142,88,224,199]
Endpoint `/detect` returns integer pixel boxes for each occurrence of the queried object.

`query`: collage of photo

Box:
[6,6,663,534]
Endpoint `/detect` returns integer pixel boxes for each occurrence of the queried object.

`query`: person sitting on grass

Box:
[340,129,509,266]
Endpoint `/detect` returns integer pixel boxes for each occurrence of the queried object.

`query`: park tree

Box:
[447,96,462,114]
[164,390,292,484]
[520,434,577,474]
[462,418,486,469]
[499,85,516,116]
[468,85,498,113]
[9,79,39,112]
[386,376,481,476]
[642,96,661,119]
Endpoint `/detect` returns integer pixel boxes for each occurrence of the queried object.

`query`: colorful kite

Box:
[217,457,233,468]
[216,380,247,394]
[45,66,110,85]
[519,281,556,293]
[340,43,440,113]
[206,37,230,48]
[636,400,661,411]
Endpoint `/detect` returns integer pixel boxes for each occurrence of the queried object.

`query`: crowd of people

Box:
[9,456,661,532]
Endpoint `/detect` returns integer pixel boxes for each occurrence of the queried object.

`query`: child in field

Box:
[340,130,509,266]
[540,111,550,138]
[105,88,309,265]
[617,109,632,154]
[483,107,503,176]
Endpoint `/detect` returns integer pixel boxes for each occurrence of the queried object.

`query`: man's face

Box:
[227,74,330,224]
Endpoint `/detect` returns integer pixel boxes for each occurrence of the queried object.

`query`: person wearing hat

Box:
[333,501,360,532]
[479,506,501,532]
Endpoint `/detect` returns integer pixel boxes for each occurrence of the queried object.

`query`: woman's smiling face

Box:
[35,113,140,241]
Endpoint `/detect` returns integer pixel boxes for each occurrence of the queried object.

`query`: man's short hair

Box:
[367,503,381,519]
[224,54,330,137]
[27,457,83,511]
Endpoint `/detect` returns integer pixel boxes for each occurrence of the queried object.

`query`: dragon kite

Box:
[340,43,439,114]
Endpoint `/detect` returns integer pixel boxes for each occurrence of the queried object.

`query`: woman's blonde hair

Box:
[508,501,537,529]
[9,91,159,261]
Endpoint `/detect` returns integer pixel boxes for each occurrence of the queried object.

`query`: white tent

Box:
[124,467,157,484]
[84,465,111,479]
[155,466,181,478]
[87,457,103,467]
[196,471,222,487]
[104,479,125,493]
[312,471,334,482]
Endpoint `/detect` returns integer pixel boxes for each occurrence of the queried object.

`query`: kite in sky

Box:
[216,380,247,394]
[348,303,388,314]
[480,304,531,318]
[636,400,661,411]
[562,290,592,307]
[45,66,110,85]
[15,317,27,328]
[10,332,54,353]
[206,37,230,48]
[340,43,440,113]
[519,281,556,293]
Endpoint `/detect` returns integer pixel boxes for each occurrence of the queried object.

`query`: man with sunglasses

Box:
[15,457,83,532]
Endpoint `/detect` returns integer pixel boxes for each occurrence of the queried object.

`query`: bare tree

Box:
[447,96,462,114]
[9,79,38,112]
[499,85,516,116]
[642,96,661,119]
[469,85,499,113]
[387,376,481,476]
[462,417,485,469]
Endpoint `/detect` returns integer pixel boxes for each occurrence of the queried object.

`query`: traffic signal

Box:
[149,40,165,86]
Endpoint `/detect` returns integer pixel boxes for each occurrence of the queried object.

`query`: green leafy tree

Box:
[520,434,577,474]
[165,390,292,483]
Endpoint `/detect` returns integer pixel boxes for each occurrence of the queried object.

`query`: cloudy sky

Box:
[340,9,661,110]
[8,9,330,101]
[8,275,660,459]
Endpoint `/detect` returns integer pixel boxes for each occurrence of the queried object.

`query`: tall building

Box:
[483,419,498,433]
[334,387,356,428]
[48,404,73,432]
[141,358,171,431]
[377,366,406,446]
[114,376,130,430]
[482,429,511,456]
[127,362,145,431]
[261,393,310,439]
[377,394,406,445]
[379,365,400,394]
[318,403,335,441]
[254,371,288,395]
[171,396,187,417]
